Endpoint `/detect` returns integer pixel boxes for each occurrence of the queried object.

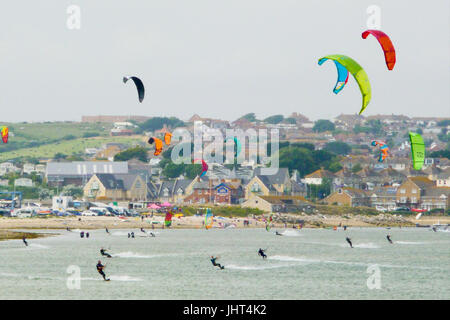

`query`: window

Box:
[412,189,417,194]
[400,197,407,203]
[251,183,261,192]
[400,189,406,194]
[411,197,417,203]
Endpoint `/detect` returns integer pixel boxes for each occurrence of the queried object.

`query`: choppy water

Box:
[0,227,449,299]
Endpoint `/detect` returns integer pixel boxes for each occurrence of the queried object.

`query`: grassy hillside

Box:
[0,122,144,161]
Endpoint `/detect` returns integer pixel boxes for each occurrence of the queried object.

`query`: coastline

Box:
[0,214,448,232]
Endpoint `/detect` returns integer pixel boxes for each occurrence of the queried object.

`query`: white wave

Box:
[112,251,154,258]
[225,264,295,271]
[29,243,49,249]
[353,243,380,249]
[280,230,302,237]
[268,255,316,264]
[395,241,427,245]
[108,275,142,282]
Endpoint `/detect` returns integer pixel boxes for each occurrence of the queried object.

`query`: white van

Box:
[12,208,35,218]
[89,207,109,216]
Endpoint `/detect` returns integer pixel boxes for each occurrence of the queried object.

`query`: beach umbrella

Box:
[161,202,172,207]
[149,204,161,209]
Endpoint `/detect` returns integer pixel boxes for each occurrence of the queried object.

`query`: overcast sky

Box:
[0,0,448,123]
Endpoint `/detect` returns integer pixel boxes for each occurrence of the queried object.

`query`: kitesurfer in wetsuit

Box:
[346,237,353,248]
[386,235,393,244]
[80,231,84,238]
[275,231,283,236]
[105,227,109,234]
[96,261,110,281]
[210,256,224,270]
[140,228,145,233]
[258,248,267,259]
[86,232,90,238]
[131,232,135,238]
[100,248,112,258]
[22,237,28,247]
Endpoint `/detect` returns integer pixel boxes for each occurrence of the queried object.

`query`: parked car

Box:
[395,207,410,212]
[81,210,98,216]
[375,206,388,212]
[0,208,12,217]
[89,207,108,216]
[12,208,36,218]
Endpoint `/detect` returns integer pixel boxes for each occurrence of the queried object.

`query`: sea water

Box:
[0,227,448,299]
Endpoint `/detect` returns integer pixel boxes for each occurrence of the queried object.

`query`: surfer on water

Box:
[22,237,28,247]
[210,256,225,270]
[346,237,353,248]
[96,261,110,281]
[258,248,267,259]
[386,235,393,244]
[100,248,112,258]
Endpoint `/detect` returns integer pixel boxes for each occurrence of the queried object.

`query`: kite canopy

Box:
[123,76,145,102]
[409,132,425,170]
[317,59,349,94]
[362,30,396,70]
[371,140,389,162]
[205,208,213,229]
[225,137,242,157]
[164,132,172,145]
[1,127,8,144]
[194,159,208,177]
[164,212,173,227]
[148,137,163,156]
[318,54,371,115]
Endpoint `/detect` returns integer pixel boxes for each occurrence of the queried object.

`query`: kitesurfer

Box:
[22,237,28,247]
[105,227,109,234]
[96,260,110,281]
[100,248,112,258]
[386,235,393,244]
[258,248,267,259]
[210,256,224,270]
[346,237,353,248]
[131,232,135,238]
[80,231,84,238]
[275,231,283,236]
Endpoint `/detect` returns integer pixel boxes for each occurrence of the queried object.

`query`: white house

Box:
[14,178,33,187]
[22,163,36,175]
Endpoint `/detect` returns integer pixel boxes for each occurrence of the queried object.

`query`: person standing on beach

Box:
[96,261,110,281]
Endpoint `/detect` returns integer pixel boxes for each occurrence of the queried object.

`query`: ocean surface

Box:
[0,227,449,299]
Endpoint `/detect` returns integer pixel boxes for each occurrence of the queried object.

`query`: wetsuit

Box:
[386,235,393,244]
[96,263,109,281]
[23,237,28,246]
[80,232,84,238]
[141,228,145,233]
[258,249,267,259]
[100,249,112,258]
[210,257,224,269]
[275,231,283,236]
[346,237,353,248]
[105,228,109,234]
[131,232,135,238]
[86,232,90,238]
[150,232,155,237]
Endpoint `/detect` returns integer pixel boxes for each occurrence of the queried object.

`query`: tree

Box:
[239,113,258,122]
[54,153,67,160]
[323,142,352,155]
[139,117,185,132]
[351,163,363,173]
[162,163,185,179]
[114,146,148,162]
[264,115,284,124]
[313,120,335,133]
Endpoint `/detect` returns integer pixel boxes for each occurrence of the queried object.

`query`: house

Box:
[46,161,129,187]
[22,163,36,175]
[396,177,450,210]
[324,187,370,207]
[14,178,33,187]
[242,195,309,213]
[213,182,244,204]
[368,186,398,210]
[156,179,193,204]
[304,169,336,185]
[245,168,292,199]
[83,173,148,201]
[0,162,20,176]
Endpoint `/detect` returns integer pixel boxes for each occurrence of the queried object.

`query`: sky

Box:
[0,0,448,123]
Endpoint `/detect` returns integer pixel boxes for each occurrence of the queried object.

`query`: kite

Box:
[362,30,396,70]
[225,137,242,158]
[148,137,163,156]
[164,132,172,145]
[409,132,425,170]
[318,55,371,114]
[371,140,389,162]
[194,159,208,178]
[123,76,145,102]
[205,208,213,230]
[164,212,173,227]
[265,213,273,232]
[1,127,8,144]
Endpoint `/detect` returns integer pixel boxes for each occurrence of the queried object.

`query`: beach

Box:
[0,214,448,233]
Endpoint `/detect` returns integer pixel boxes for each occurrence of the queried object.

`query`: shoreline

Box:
[0,215,448,231]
